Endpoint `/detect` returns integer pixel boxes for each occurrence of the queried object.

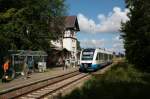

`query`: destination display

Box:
[83,52,94,55]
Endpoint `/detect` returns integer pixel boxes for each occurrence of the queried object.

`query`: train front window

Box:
[82,51,94,60]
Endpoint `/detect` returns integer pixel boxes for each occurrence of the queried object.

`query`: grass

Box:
[62,62,150,99]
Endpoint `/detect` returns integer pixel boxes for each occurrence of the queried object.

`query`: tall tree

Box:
[121,0,150,69]
[0,0,67,64]
[0,0,67,50]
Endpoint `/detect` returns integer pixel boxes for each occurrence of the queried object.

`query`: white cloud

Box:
[80,39,106,48]
[113,35,123,42]
[77,7,128,53]
[79,36,125,53]
[77,7,129,33]
[111,35,124,52]
[77,14,97,33]
[111,43,125,53]
[114,35,120,41]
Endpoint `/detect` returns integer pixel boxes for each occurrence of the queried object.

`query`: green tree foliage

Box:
[0,0,67,50]
[0,0,67,64]
[121,0,150,69]
[77,40,81,51]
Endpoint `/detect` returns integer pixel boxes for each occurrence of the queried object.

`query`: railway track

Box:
[0,62,116,99]
[20,73,88,99]
[0,70,84,99]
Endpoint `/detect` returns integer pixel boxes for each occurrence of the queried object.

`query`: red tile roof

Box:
[65,16,80,31]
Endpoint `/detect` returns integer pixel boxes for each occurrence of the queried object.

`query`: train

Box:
[79,48,113,72]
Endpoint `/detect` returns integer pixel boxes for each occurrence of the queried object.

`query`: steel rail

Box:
[19,73,88,99]
[0,70,80,99]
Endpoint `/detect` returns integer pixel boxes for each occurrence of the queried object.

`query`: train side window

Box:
[96,53,99,60]
[103,54,105,60]
[96,55,98,60]
[101,53,104,60]
[104,54,107,60]
[106,54,108,60]
[98,53,100,60]
[99,53,101,60]
[107,54,109,60]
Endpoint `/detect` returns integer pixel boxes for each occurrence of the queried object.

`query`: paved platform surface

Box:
[0,66,79,92]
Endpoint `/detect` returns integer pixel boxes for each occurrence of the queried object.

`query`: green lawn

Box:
[62,62,150,99]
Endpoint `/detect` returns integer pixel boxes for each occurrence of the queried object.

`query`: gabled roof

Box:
[65,16,80,31]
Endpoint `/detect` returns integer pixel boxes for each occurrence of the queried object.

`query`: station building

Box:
[51,16,80,65]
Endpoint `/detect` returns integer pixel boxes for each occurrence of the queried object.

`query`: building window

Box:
[73,47,75,51]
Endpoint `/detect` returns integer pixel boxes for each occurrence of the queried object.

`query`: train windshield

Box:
[81,49,95,60]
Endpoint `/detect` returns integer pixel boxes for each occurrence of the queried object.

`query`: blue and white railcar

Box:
[79,48,113,72]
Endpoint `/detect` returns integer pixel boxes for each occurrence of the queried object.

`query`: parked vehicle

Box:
[79,48,113,72]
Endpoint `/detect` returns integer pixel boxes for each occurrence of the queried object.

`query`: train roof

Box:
[94,48,113,54]
[82,48,113,54]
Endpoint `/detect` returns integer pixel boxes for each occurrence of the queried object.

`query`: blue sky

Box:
[66,0,129,53]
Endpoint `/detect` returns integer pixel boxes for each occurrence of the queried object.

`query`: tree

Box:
[0,0,67,65]
[121,0,150,69]
[0,0,67,49]
[77,40,81,51]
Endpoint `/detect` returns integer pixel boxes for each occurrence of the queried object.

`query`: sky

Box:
[66,0,129,53]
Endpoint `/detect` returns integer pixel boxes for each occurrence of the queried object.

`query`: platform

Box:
[0,66,79,93]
